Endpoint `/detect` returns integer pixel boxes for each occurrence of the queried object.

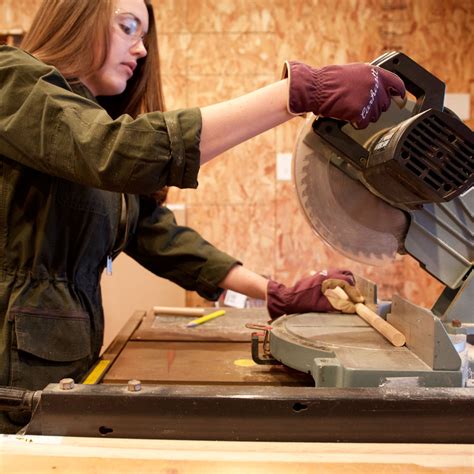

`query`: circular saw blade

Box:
[292,115,409,266]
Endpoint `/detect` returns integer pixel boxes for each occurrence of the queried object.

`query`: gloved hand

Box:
[266,269,361,319]
[282,61,406,129]
[321,278,365,314]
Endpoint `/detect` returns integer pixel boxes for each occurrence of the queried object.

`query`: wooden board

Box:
[133,307,271,342]
[1,436,472,474]
[103,340,313,386]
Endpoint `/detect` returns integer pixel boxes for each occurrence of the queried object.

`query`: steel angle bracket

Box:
[25,383,474,443]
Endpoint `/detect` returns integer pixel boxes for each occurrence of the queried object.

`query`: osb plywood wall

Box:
[1,0,472,309]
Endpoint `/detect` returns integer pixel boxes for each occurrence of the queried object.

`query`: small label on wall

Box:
[444,93,470,120]
[276,153,293,181]
[224,290,248,309]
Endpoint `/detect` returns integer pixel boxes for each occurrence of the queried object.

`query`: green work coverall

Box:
[0,46,239,432]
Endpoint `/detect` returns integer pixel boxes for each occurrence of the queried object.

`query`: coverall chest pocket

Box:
[9,308,93,391]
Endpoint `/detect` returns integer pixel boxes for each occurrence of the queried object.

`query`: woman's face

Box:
[81,0,149,97]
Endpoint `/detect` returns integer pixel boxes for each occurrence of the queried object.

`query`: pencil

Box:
[186,309,226,328]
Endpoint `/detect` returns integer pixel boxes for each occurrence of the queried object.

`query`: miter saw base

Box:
[268,294,468,389]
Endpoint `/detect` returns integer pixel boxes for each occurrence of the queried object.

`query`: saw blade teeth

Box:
[292,118,402,266]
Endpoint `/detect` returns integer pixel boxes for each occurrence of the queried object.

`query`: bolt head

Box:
[128,379,141,392]
[451,319,462,328]
[59,378,75,390]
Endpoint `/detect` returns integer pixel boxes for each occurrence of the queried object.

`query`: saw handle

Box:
[326,286,406,347]
[371,51,445,115]
[311,51,446,170]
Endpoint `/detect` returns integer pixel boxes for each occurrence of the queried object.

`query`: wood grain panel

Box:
[103,340,313,385]
[3,437,472,474]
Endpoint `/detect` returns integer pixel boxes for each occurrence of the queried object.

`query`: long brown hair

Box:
[21,0,165,117]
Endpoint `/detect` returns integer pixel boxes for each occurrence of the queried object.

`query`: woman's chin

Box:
[98,79,128,97]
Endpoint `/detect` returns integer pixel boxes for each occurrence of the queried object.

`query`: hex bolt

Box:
[59,378,75,390]
[128,379,142,392]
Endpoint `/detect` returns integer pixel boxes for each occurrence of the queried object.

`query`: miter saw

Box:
[265,51,473,389]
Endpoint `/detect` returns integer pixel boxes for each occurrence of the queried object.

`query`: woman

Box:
[0,0,404,432]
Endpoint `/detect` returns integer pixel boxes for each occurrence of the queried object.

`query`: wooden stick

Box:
[326,286,406,347]
[153,306,206,317]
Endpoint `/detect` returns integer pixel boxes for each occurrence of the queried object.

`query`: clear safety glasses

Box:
[114,9,147,45]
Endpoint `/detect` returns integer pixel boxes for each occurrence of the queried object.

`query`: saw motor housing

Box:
[311,52,473,211]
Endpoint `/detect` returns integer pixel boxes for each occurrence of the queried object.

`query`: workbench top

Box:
[1,435,472,473]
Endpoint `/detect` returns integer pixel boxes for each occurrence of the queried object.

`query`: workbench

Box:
[21,308,474,445]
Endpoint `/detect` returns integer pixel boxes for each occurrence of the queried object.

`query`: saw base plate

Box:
[270,313,463,388]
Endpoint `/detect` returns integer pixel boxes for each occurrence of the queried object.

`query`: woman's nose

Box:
[132,39,147,58]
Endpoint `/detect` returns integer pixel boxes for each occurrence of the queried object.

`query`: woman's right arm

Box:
[199,61,406,165]
[1,48,405,191]
[199,80,292,164]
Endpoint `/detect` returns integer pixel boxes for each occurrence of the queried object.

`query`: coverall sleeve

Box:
[125,196,241,301]
[0,46,201,193]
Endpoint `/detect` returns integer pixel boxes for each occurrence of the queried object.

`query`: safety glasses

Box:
[114,9,147,45]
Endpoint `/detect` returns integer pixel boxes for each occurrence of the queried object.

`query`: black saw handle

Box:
[311,51,447,170]
[370,51,445,115]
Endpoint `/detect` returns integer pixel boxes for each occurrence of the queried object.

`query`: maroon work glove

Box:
[282,61,406,129]
[266,269,356,320]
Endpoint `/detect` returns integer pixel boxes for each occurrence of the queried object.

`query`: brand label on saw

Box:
[373,130,396,152]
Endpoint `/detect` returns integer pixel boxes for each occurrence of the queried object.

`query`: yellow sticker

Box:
[234,359,256,367]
